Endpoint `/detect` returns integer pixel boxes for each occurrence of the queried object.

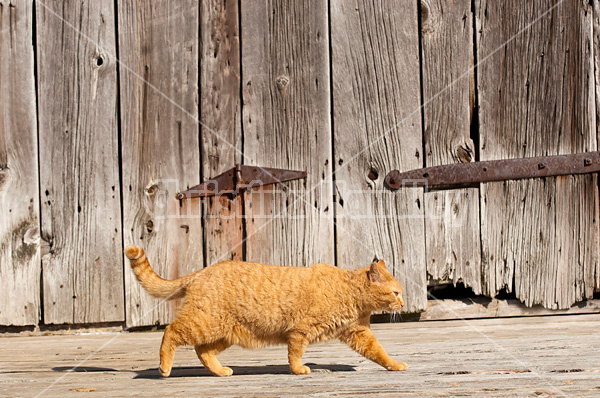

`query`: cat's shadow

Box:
[52,363,356,379]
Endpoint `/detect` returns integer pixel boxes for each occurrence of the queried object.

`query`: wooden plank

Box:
[476,0,598,309]
[593,0,600,293]
[200,0,244,265]
[420,0,482,293]
[330,0,426,312]
[241,1,334,266]
[418,298,600,321]
[36,0,124,324]
[118,0,203,327]
[0,0,40,326]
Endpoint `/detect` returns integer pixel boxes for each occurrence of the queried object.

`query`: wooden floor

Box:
[1,314,600,397]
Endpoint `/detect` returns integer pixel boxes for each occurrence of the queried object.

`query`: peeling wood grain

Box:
[0,0,40,326]
[118,0,203,327]
[36,0,124,324]
[331,0,426,312]
[241,0,334,267]
[476,0,599,309]
[200,0,244,264]
[420,0,482,294]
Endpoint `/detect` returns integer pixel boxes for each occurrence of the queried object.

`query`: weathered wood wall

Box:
[1,0,599,326]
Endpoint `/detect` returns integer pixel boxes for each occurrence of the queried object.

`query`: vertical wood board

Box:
[476,0,598,309]
[0,0,41,326]
[118,0,203,327]
[241,0,335,267]
[592,0,600,292]
[331,0,427,312]
[37,0,124,324]
[200,0,244,265]
[420,0,482,294]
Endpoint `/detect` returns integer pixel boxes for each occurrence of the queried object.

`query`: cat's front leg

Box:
[287,333,311,374]
[340,327,407,371]
[195,340,233,377]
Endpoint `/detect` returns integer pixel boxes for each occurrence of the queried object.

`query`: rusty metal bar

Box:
[385,152,600,190]
[176,165,307,199]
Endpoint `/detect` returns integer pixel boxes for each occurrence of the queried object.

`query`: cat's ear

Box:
[369,261,383,283]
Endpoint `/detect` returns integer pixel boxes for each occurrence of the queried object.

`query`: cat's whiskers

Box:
[388,310,403,323]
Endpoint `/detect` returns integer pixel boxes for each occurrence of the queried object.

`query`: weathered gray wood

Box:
[593,0,600,293]
[241,1,334,266]
[331,0,426,312]
[200,0,244,264]
[419,298,600,321]
[476,0,598,309]
[36,0,124,324]
[0,0,40,326]
[420,0,482,294]
[3,315,600,396]
[118,0,203,327]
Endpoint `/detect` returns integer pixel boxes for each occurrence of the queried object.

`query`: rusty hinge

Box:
[385,151,600,190]
[176,164,307,199]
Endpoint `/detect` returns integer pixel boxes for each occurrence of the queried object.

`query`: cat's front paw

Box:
[387,361,408,371]
[212,366,233,377]
[291,365,311,375]
[159,366,171,377]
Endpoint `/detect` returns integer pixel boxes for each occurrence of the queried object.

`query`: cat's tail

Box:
[124,245,191,300]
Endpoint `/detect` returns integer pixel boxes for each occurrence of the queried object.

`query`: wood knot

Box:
[145,184,158,196]
[93,51,106,68]
[367,168,379,181]
[24,227,40,245]
[275,75,290,94]
[0,167,9,191]
[420,0,434,34]
[146,219,154,233]
[456,145,473,163]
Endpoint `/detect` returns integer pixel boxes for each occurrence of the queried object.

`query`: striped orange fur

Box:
[124,245,407,377]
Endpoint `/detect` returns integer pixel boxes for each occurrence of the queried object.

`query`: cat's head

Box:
[366,260,405,311]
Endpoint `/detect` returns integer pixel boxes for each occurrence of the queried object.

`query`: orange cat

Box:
[125,245,407,377]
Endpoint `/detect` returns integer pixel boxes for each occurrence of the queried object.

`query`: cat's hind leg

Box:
[159,324,183,377]
[194,340,233,377]
[287,333,311,374]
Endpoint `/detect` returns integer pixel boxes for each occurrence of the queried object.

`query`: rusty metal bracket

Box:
[175,164,307,199]
[385,151,600,190]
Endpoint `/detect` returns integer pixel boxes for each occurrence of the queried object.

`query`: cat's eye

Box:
[392,291,400,297]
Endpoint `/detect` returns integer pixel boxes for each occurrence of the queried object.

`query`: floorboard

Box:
[1,314,600,397]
